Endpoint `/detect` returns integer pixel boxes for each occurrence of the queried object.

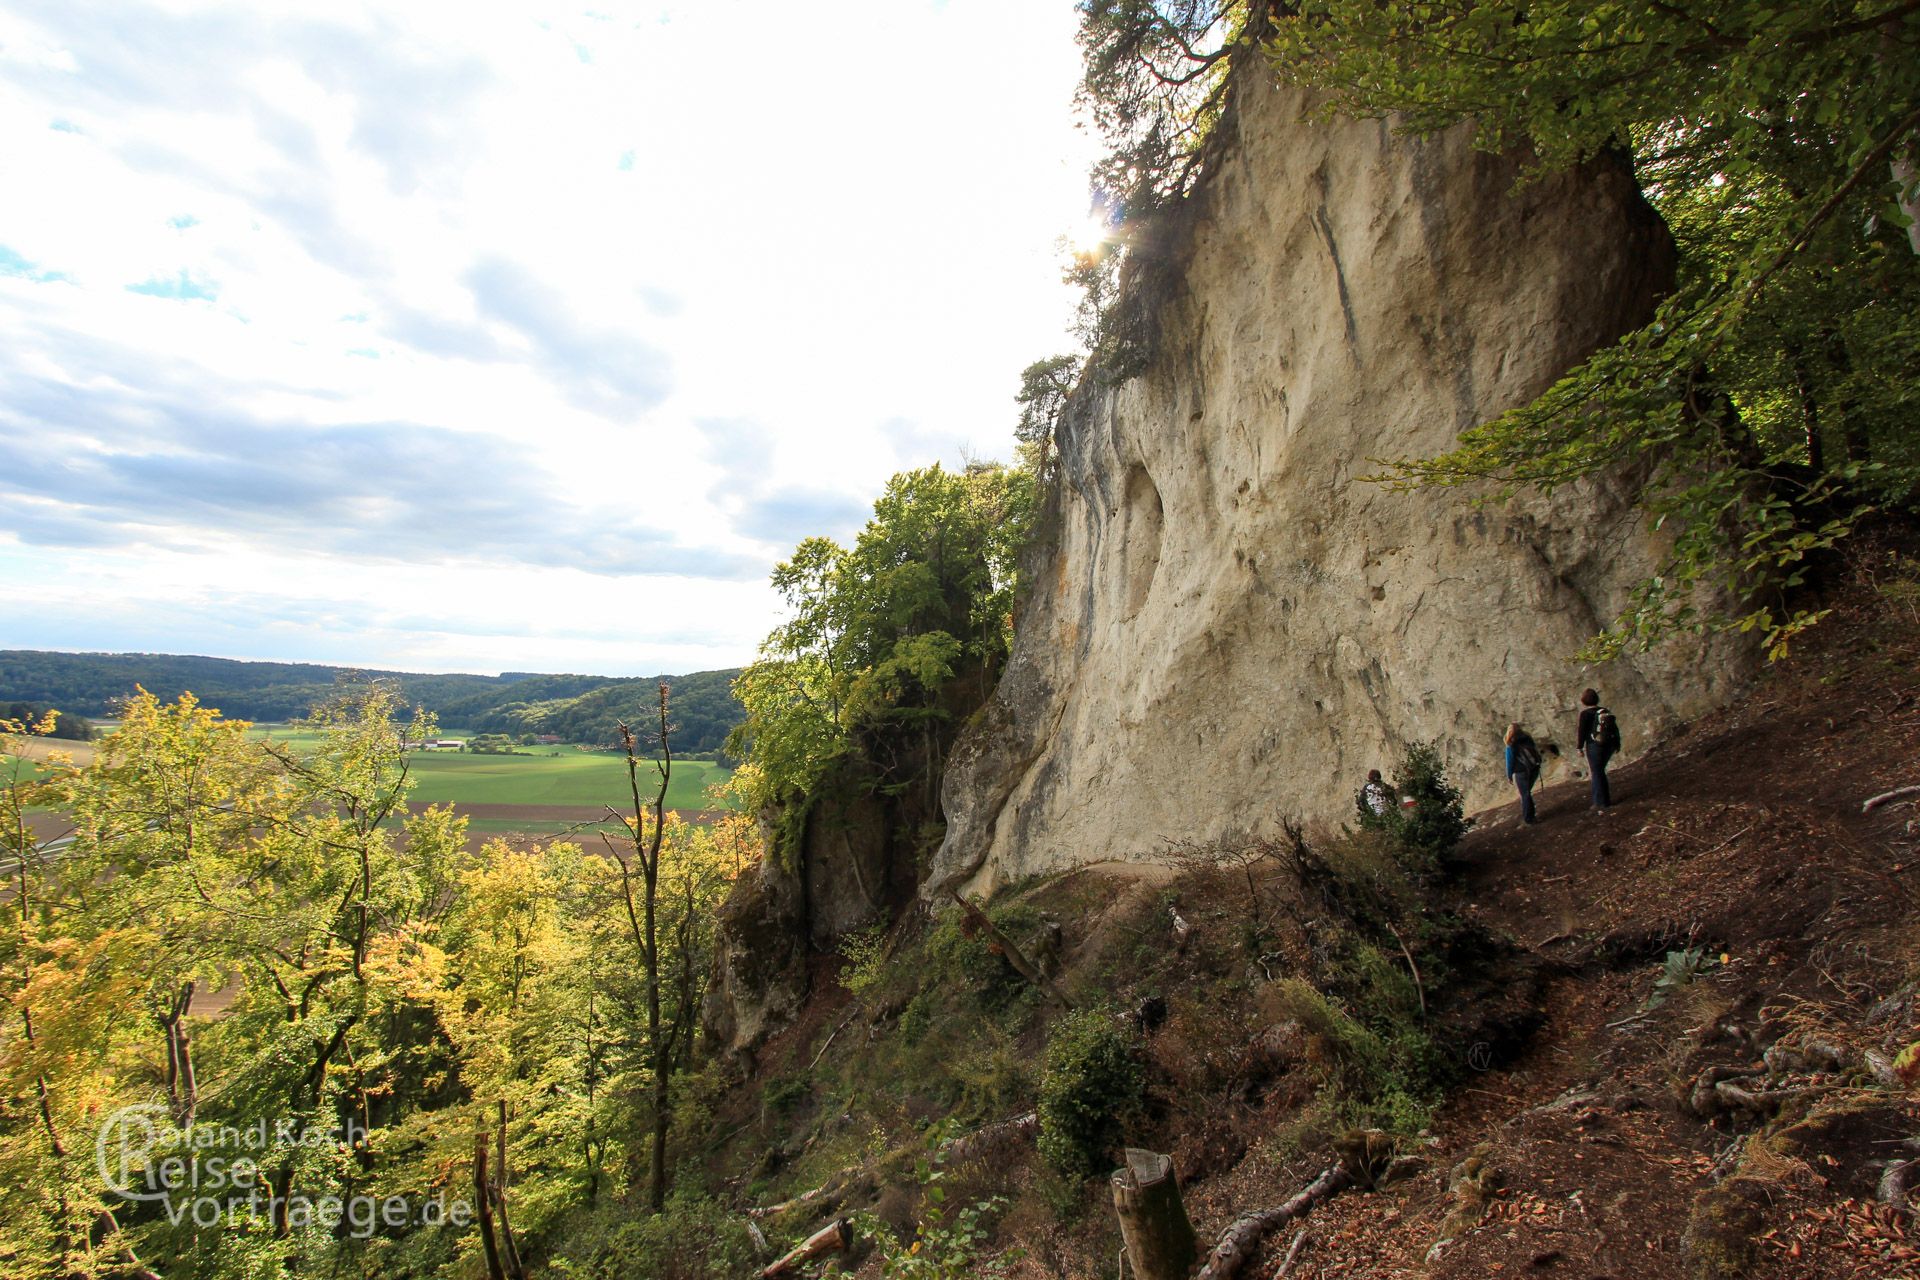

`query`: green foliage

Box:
[928,901,1044,1015]
[1076,2,1265,216]
[854,1169,1020,1280]
[1376,742,1471,878]
[1036,1008,1144,1180]
[1013,354,1080,478]
[839,924,890,1001]
[1263,976,1437,1138]
[728,463,1035,856]
[547,1188,759,1280]
[1646,946,1719,1009]
[1066,3,1279,375]
[0,686,750,1278]
[1267,1,1920,656]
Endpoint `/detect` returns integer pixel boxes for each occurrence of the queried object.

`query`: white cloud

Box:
[0,0,1097,674]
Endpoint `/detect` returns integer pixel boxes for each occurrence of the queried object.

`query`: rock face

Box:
[705,759,929,1060]
[931,70,1750,895]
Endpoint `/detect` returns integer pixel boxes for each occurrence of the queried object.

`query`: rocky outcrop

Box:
[931,70,1751,895]
[705,759,931,1059]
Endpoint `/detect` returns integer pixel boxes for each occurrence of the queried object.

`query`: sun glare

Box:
[1071,212,1113,255]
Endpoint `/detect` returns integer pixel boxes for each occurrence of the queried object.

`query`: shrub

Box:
[1036,1008,1142,1180]
[839,923,888,1001]
[1383,742,1470,877]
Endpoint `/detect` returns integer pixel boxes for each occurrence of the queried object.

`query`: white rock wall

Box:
[932,70,1751,894]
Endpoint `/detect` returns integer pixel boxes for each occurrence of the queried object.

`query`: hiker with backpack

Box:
[1576,688,1621,812]
[1504,722,1542,825]
[1357,768,1395,822]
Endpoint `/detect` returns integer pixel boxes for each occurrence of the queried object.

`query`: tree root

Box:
[1193,1164,1351,1280]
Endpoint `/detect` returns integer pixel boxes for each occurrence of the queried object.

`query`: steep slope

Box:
[933,67,1751,895]
[706,559,1920,1280]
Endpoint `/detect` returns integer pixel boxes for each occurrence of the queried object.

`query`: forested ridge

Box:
[0,650,743,752]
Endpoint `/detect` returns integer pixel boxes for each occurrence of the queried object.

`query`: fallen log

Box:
[942,1111,1037,1165]
[1193,1164,1351,1280]
[746,1111,1040,1226]
[759,1217,853,1278]
[746,1180,836,1221]
[948,890,1075,1008]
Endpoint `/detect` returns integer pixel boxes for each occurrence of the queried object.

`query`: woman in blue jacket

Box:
[1505,722,1542,825]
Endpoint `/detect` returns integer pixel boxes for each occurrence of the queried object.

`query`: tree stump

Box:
[1112,1149,1197,1280]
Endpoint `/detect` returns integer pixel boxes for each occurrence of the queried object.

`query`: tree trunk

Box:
[1112,1149,1197,1280]
[495,1102,528,1280]
[473,1131,507,1280]
[1789,344,1825,474]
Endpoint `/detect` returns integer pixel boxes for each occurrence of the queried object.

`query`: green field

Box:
[400,751,730,812]
[245,726,732,814]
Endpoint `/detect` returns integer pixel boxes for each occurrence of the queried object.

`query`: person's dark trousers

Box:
[1585,743,1612,809]
[1514,771,1537,823]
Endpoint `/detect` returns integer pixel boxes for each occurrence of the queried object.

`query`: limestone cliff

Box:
[931,70,1751,895]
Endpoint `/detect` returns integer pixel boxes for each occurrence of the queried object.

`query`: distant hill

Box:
[0,650,744,754]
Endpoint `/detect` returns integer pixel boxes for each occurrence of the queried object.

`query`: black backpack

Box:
[1514,737,1542,774]
[1592,706,1621,754]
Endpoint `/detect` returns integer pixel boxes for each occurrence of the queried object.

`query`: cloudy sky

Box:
[0,0,1098,676]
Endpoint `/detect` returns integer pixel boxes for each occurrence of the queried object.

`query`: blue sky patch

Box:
[126,270,219,301]
[0,244,69,284]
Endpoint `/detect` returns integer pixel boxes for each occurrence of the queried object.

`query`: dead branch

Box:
[1273,1228,1311,1279]
[808,1010,858,1072]
[747,1112,1041,1223]
[759,1218,853,1278]
[1194,1164,1351,1280]
[1383,922,1426,1018]
[1696,823,1756,857]
[1864,784,1920,813]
